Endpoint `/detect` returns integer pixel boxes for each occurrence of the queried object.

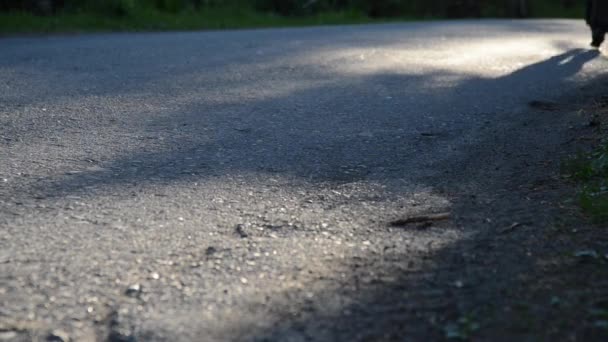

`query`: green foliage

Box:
[0,0,587,32]
[152,0,193,13]
[444,314,481,340]
[566,145,608,181]
[0,5,369,32]
[529,0,585,18]
[0,0,585,19]
[353,0,413,18]
[89,0,137,17]
[580,185,608,223]
[251,0,583,18]
[565,142,608,224]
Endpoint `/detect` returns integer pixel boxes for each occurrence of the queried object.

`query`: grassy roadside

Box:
[567,144,608,223]
[564,97,608,224]
[0,8,387,34]
[527,2,584,19]
[469,90,608,341]
[0,2,584,35]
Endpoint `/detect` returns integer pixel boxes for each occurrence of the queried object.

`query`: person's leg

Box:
[591,27,605,48]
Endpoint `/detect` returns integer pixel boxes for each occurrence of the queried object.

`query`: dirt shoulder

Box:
[468,76,608,341]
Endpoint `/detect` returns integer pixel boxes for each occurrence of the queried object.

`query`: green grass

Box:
[0,7,376,34]
[528,3,584,18]
[0,2,586,35]
[476,2,584,18]
[564,143,608,224]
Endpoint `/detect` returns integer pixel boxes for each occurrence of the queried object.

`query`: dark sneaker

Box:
[591,29,605,48]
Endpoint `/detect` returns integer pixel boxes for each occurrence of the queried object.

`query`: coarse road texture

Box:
[1,20,607,341]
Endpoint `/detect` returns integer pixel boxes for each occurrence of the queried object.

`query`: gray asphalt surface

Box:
[1,20,607,341]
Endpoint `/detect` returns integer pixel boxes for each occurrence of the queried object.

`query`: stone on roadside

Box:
[47,329,70,342]
[125,284,142,297]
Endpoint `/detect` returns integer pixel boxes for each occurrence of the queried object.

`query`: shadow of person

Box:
[503,48,600,83]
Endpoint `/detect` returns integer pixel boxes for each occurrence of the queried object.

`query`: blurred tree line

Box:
[0,0,580,18]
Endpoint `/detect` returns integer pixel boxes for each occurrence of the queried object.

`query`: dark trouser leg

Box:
[592,28,606,48]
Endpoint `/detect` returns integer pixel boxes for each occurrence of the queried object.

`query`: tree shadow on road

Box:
[19,48,599,198]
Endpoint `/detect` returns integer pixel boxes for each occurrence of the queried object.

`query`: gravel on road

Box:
[1,20,607,341]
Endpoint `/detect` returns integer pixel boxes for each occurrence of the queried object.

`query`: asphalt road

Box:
[1,20,607,341]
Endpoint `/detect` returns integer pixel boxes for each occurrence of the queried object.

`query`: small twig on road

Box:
[500,222,532,234]
[390,212,451,227]
[528,100,560,111]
